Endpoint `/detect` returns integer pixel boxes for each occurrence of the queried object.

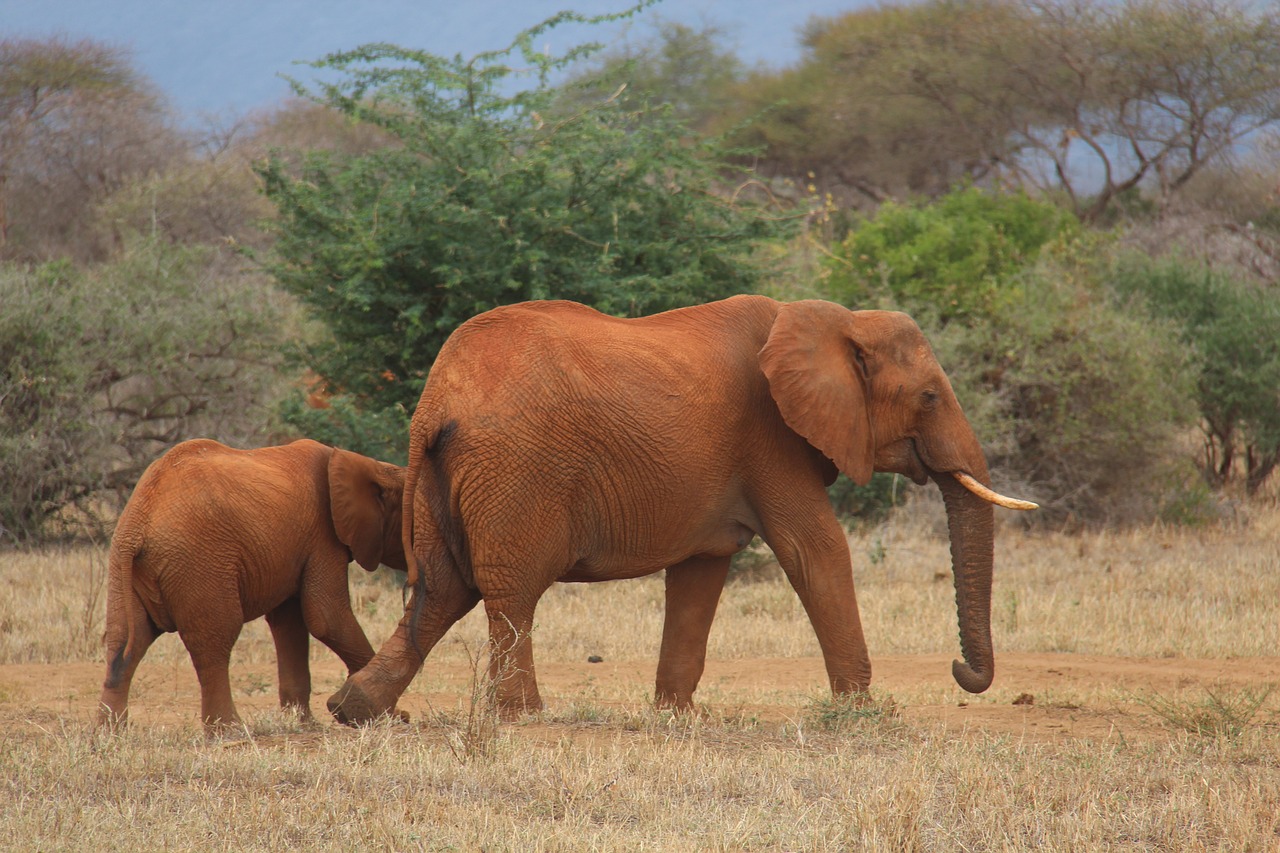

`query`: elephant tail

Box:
[404,418,469,652]
[402,430,424,591]
[403,417,468,585]
[103,530,143,689]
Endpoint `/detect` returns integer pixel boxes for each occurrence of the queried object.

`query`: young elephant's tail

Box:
[103,531,142,690]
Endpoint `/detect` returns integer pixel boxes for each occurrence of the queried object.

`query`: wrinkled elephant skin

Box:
[329,296,1020,723]
[98,439,406,733]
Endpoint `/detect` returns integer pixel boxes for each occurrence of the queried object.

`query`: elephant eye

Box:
[921,389,940,409]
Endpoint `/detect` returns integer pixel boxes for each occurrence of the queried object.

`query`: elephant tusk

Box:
[953,472,1039,511]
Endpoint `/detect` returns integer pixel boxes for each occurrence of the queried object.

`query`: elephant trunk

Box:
[935,471,995,694]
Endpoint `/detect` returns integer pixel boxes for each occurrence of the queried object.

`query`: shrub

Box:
[827,187,1078,323]
[1109,254,1280,495]
[931,248,1198,525]
[0,240,290,542]
[258,12,790,461]
[821,190,1198,526]
[827,472,904,527]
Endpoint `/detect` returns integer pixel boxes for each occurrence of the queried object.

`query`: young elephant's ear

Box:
[329,448,388,572]
[758,300,875,485]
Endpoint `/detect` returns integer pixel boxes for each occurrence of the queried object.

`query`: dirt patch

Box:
[4,653,1278,744]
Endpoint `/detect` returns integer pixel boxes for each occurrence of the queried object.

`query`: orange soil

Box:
[5,653,1278,743]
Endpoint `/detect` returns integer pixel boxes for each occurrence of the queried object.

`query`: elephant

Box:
[98,438,407,732]
[326,295,1035,724]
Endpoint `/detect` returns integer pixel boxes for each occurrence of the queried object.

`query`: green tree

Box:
[821,190,1196,524]
[729,0,1280,220]
[1111,256,1280,495]
[0,239,291,543]
[257,10,789,461]
[556,18,745,129]
[827,187,1078,324]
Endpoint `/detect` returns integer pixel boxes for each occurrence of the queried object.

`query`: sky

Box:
[1,0,868,121]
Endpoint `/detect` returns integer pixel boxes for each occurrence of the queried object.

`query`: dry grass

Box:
[1,496,1279,850]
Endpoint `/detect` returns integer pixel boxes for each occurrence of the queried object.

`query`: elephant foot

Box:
[327,679,392,726]
[97,702,129,731]
[653,691,697,713]
[654,698,704,718]
[496,693,544,721]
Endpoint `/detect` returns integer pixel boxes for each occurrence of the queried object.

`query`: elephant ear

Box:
[328,448,389,572]
[758,300,875,485]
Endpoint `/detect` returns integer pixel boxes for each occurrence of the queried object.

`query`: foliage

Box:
[1109,255,1280,495]
[823,191,1196,525]
[555,18,745,129]
[955,251,1198,524]
[827,187,1078,323]
[279,392,411,466]
[827,473,904,527]
[726,0,1280,219]
[257,10,790,459]
[0,239,291,543]
[0,37,181,263]
[723,0,1028,204]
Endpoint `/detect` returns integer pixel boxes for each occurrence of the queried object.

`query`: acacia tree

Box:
[555,18,745,130]
[726,0,1026,205]
[732,0,1280,220]
[0,37,182,262]
[1111,256,1280,495]
[257,10,790,460]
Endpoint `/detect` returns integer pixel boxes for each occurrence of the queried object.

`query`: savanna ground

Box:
[1,495,1278,851]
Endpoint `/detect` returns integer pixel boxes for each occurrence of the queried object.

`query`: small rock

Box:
[587,655,604,663]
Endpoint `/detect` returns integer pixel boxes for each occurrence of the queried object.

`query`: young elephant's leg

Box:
[299,559,376,676]
[654,554,731,711]
[98,589,159,728]
[265,597,312,718]
[180,616,245,733]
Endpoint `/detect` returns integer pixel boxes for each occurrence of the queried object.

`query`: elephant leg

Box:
[327,569,480,725]
[299,566,376,676]
[98,589,159,729]
[765,515,872,697]
[483,589,545,717]
[180,618,245,733]
[265,598,312,718]
[654,555,730,711]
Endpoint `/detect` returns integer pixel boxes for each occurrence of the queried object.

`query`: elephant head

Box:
[328,448,409,573]
[760,300,1035,693]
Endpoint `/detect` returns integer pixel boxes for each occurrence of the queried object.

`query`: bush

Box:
[931,246,1198,525]
[1109,254,1280,495]
[827,187,1078,323]
[0,240,291,542]
[821,189,1198,526]
[258,13,790,460]
[827,472,904,526]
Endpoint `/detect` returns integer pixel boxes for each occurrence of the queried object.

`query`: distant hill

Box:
[0,0,867,120]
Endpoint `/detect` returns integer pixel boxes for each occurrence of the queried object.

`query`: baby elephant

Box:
[97,438,407,732]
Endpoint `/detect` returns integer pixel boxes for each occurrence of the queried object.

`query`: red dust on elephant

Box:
[98,439,407,733]
[327,296,1036,725]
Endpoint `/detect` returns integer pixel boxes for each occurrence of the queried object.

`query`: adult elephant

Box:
[327,296,1035,723]
[99,439,407,732]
